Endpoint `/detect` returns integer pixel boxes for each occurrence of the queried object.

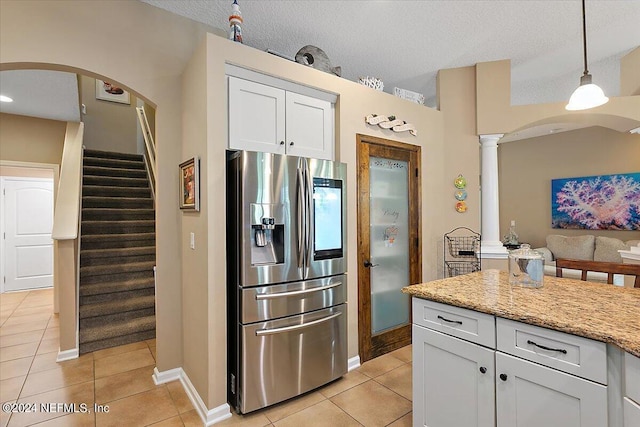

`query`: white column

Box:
[479,134,508,259]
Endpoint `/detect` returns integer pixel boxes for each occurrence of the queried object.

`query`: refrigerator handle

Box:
[305,160,313,269]
[296,165,306,269]
[255,312,342,336]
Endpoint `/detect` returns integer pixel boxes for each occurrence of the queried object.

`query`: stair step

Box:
[80,246,155,267]
[79,314,155,343]
[84,149,143,162]
[81,220,154,235]
[82,208,155,221]
[80,328,156,354]
[83,175,149,188]
[80,277,155,297]
[80,286,155,305]
[83,166,147,179]
[81,232,156,250]
[83,157,145,170]
[79,317,155,354]
[83,185,151,198]
[82,196,153,209]
[80,260,155,279]
[79,294,155,319]
[81,246,155,259]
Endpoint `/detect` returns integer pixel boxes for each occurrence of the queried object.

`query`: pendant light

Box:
[565,0,608,111]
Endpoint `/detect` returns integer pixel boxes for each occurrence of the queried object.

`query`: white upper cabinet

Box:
[228,75,334,160]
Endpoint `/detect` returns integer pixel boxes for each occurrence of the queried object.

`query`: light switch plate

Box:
[190,232,195,249]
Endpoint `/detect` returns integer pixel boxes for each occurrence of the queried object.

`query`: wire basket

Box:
[446,235,480,258]
[445,261,481,277]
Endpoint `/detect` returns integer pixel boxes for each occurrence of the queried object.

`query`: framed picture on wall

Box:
[95,79,130,104]
[179,157,200,211]
[551,172,640,230]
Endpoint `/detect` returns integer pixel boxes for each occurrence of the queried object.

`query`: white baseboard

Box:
[153,366,232,426]
[348,355,361,371]
[56,347,79,362]
[152,367,181,385]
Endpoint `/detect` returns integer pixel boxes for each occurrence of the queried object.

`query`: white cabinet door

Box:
[285,92,333,160]
[228,76,286,155]
[413,324,495,427]
[496,352,607,427]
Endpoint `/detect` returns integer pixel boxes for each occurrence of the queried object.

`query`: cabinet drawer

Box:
[624,397,640,426]
[496,318,607,384]
[626,352,640,404]
[412,298,495,348]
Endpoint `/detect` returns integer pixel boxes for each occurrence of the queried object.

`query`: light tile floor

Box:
[1,289,412,426]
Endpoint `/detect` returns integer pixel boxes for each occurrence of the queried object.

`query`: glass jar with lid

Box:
[508,244,544,288]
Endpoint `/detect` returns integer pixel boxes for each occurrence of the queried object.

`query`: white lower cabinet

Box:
[413,324,495,427]
[496,352,607,427]
[412,297,613,427]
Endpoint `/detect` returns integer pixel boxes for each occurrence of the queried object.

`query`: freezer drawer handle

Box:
[255,312,342,336]
[255,282,343,300]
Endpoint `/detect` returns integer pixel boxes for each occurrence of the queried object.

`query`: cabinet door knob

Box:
[499,373,508,381]
[280,141,285,145]
[479,367,487,374]
[289,141,294,146]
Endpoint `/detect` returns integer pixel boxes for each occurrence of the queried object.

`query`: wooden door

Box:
[357,134,421,362]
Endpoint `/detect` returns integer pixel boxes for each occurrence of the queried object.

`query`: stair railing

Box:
[136,106,157,202]
[51,121,85,360]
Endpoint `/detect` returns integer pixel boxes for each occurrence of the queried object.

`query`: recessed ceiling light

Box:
[0,95,13,103]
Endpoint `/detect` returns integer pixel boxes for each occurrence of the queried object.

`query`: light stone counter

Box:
[402,269,640,357]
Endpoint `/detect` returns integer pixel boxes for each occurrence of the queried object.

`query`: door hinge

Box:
[415,168,418,177]
[416,237,419,248]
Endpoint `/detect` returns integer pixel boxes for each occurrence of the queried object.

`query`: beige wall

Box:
[184,34,445,408]
[0,113,66,164]
[621,47,640,97]
[1,0,215,373]
[80,76,139,154]
[498,126,640,248]
[436,65,481,276]
[476,59,640,136]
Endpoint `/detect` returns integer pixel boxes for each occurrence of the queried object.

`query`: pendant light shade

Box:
[565,0,608,111]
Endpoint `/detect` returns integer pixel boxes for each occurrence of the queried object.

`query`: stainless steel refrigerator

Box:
[226,150,348,414]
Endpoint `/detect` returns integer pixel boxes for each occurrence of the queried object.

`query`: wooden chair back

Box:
[555,258,640,288]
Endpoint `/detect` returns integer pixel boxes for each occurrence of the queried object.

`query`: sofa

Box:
[533,234,640,284]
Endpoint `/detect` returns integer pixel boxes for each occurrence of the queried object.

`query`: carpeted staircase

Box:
[79,149,156,354]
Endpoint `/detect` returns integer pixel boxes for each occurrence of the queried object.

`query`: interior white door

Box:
[2,177,54,292]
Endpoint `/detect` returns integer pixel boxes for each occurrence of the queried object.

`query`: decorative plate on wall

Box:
[454,189,467,201]
[454,174,467,189]
[455,201,467,213]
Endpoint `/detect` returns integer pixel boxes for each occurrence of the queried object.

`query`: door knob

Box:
[499,373,508,381]
[289,141,295,146]
[479,367,487,374]
[363,260,379,268]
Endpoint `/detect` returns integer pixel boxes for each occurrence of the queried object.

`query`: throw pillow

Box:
[594,236,627,263]
[546,234,595,260]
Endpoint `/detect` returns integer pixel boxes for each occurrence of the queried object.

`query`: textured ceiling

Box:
[140,0,640,108]
[0,70,80,122]
[1,1,637,127]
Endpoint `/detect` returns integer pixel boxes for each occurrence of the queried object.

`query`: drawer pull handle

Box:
[526,340,567,354]
[479,367,487,374]
[437,315,462,325]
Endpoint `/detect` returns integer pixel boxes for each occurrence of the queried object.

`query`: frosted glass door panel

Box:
[369,157,410,334]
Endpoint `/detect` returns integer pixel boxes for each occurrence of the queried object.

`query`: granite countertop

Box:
[402,269,640,357]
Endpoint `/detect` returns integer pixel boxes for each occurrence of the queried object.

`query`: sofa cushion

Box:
[546,234,595,260]
[594,236,628,263]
